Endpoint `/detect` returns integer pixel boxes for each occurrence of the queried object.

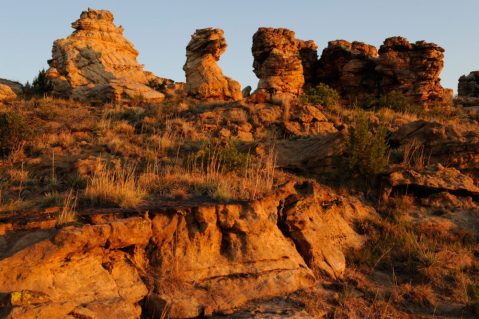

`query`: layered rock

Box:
[457,71,479,107]
[183,28,242,100]
[315,36,451,107]
[376,37,450,106]
[315,40,379,101]
[46,8,165,103]
[251,28,317,102]
[0,181,373,318]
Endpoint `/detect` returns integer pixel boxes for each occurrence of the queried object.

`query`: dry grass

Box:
[85,165,146,208]
[56,189,77,225]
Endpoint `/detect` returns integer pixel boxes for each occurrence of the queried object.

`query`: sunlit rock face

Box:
[183,28,242,101]
[46,8,165,103]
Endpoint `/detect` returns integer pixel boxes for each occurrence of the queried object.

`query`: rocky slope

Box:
[0,181,373,318]
[45,9,166,103]
[183,28,242,101]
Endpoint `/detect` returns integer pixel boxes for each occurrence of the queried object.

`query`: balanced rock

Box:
[183,28,242,100]
[251,28,317,102]
[46,8,165,103]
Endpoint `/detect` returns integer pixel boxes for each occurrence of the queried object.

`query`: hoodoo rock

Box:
[251,28,317,102]
[315,37,451,107]
[183,28,242,100]
[45,8,166,103]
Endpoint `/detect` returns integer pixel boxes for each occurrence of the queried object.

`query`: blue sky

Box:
[1,0,478,93]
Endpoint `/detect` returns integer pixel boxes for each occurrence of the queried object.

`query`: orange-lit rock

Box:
[183,28,242,100]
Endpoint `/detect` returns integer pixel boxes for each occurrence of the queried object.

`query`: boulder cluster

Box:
[251,32,451,107]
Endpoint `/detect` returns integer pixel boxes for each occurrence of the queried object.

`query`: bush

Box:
[302,83,340,108]
[361,91,419,113]
[0,112,33,157]
[190,142,251,174]
[147,79,168,93]
[345,111,389,177]
[24,69,53,98]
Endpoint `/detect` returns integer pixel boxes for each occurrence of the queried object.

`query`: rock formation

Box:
[183,28,242,100]
[315,40,379,101]
[251,28,317,102]
[315,37,451,107]
[457,71,479,107]
[0,181,372,318]
[458,71,479,97]
[46,8,165,103]
[0,84,17,102]
[376,37,450,106]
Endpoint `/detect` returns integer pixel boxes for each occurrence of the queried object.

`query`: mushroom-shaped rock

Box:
[183,28,242,101]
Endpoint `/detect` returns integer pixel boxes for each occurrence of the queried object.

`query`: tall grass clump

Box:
[85,165,146,208]
[0,111,33,158]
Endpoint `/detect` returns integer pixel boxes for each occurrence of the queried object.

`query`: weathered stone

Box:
[314,36,451,107]
[0,79,23,95]
[251,28,317,102]
[316,40,378,102]
[0,84,17,102]
[376,37,450,107]
[183,28,242,100]
[46,8,165,103]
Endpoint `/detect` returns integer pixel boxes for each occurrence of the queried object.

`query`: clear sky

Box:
[1,0,478,94]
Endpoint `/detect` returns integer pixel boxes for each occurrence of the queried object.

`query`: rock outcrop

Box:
[376,37,450,106]
[183,28,242,100]
[384,164,479,200]
[0,181,373,318]
[457,71,479,107]
[251,28,317,102]
[315,37,451,107]
[315,40,379,102]
[45,8,165,103]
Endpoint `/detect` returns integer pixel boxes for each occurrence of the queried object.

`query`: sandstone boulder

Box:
[183,28,242,100]
[0,84,17,102]
[457,71,479,107]
[46,8,165,103]
[384,164,479,200]
[251,28,317,102]
[0,79,23,95]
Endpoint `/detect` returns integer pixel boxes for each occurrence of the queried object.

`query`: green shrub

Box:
[147,79,168,93]
[24,69,53,98]
[190,142,251,173]
[302,83,340,108]
[0,112,33,157]
[345,111,389,177]
[361,91,419,113]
